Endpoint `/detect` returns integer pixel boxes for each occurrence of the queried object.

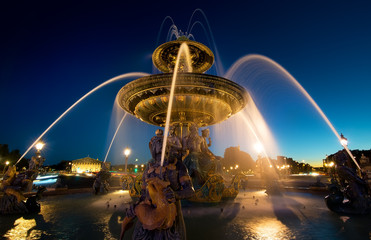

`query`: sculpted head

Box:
[189,123,198,134]
[201,128,210,138]
[155,129,164,136]
[169,125,176,135]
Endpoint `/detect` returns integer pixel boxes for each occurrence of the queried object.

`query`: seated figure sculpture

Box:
[325,150,371,215]
[182,124,217,188]
[93,162,111,195]
[121,128,195,240]
[0,165,45,214]
[201,128,222,173]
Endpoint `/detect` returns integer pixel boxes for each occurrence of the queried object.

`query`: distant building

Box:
[71,157,110,173]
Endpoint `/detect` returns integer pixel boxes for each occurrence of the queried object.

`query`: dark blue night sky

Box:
[1,1,371,166]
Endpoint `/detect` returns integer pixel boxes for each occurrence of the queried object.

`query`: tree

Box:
[0,144,24,169]
[223,146,255,171]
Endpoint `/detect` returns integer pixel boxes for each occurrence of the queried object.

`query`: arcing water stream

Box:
[16,72,148,165]
[103,112,128,163]
[225,54,361,171]
[160,43,193,167]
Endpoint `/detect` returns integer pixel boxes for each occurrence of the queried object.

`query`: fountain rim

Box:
[116,72,249,127]
[152,39,215,73]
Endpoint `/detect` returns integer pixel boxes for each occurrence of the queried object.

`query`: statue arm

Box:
[174,162,195,199]
[208,137,212,147]
[173,137,182,150]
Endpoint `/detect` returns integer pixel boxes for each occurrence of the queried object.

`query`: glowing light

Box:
[340,135,348,146]
[35,142,45,151]
[329,162,334,167]
[5,161,10,166]
[3,217,36,239]
[254,142,264,154]
[124,148,131,157]
[33,178,58,185]
[113,190,129,195]
[36,174,58,180]
[246,218,293,240]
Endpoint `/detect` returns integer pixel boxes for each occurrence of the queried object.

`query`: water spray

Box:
[103,112,128,163]
[15,72,148,165]
[160,43,193,169]
[226,55,361,172]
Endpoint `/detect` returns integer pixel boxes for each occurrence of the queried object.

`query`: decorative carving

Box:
[117,73,248,126]
[325,150,371,214]
[152,38,214,73]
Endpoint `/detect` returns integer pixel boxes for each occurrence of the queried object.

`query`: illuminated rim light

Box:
[124,148,131,157]
[35,142,45,151]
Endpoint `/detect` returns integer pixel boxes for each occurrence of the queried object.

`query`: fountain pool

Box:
[1,189,370,239]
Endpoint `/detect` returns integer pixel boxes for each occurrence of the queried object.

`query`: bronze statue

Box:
[121,128,195,240]
[167,126,182,160]
[0,164,45,214]
[93,162,111,195]
[182,124,217,188]
[325,150,371,214]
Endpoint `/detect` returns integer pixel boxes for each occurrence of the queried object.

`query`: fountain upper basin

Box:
[117,72,249,127]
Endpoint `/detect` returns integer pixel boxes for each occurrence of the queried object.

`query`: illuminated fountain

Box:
[115,32,370,209]
[2,10,368,212]
[118,37,249,202]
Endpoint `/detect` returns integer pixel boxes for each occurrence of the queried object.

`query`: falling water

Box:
[160,43,193,167]
[225,54,360,170]
[103,112,128,163]
[238,111,270,163]
[16,72,149,165]
[186,8,224,76]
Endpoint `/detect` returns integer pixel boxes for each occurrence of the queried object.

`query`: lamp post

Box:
[340,133,348,146]
[124,148,131,174]
[33,141,46,171]
[35,142,44,151]
[2,161,10,174]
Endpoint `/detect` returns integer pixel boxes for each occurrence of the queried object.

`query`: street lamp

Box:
[340,133,348,146]
[2,161,10,174]
[35,142,45,151]
[3,161,10,175]
[124,148,131,173]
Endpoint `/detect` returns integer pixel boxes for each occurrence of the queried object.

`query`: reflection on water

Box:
[246,218,293,240]
[3,218,37,239]
[0,190,370,239]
